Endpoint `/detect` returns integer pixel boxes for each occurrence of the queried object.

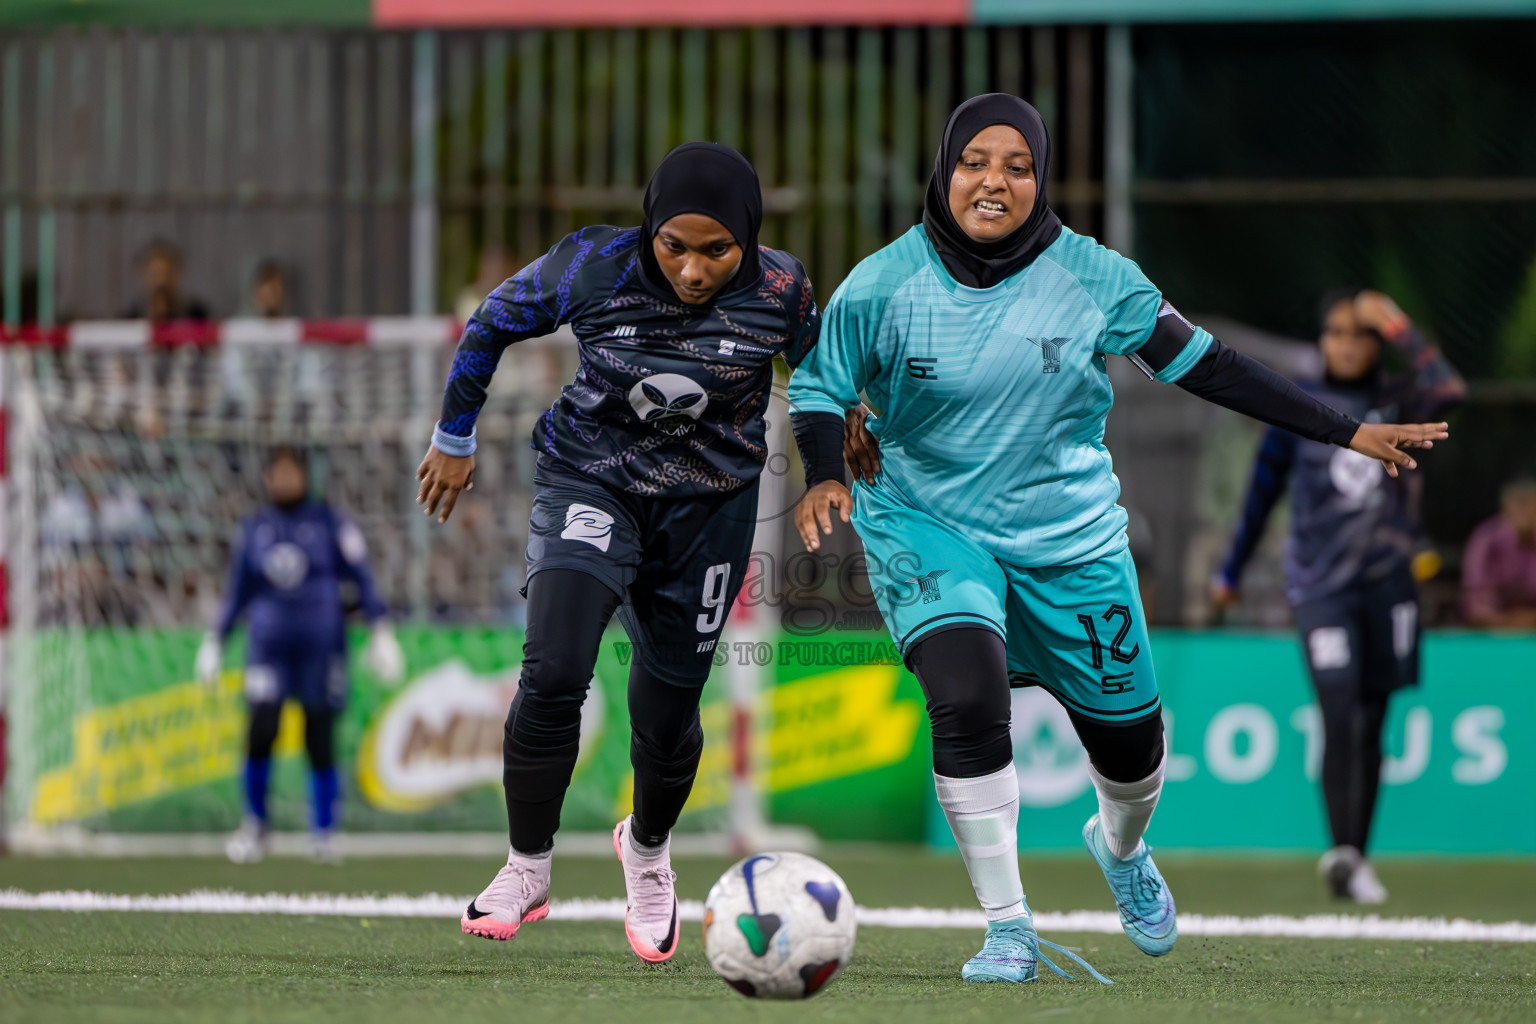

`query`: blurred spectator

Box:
[1461,477,1536,628]
[250,260,291,318]
[1212,288,1463,905]
[123,239,210,322]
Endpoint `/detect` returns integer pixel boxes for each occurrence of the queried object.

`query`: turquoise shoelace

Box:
[1035,937,1115,985]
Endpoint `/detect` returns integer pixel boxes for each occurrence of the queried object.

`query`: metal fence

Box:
[0,25,1110,325]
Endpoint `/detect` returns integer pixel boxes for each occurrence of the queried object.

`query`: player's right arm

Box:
[199,521,258,685]
[1211,425,1298,608]
[418,230,601,523]
[786,271,884,551]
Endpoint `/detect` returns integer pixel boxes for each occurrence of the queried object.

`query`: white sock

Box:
[1089,748,1166,861]
[933,765,1026,922]
[508,845,551,864]
[624,816,668,861]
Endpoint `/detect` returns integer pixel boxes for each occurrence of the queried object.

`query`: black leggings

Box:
[503,568,708,854]
[907,627,1164,784]
[1315,684,1390,853]
[248,701,336,769]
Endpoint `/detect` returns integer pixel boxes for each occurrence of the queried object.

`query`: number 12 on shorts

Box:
[696,563,731,632]
[1078,604,1139,695]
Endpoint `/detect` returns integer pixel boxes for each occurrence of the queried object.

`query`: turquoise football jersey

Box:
[788,225,1213,568]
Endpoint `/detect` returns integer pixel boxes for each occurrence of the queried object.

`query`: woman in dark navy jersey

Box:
[1215,289,1464,903]
[414,143,820,963]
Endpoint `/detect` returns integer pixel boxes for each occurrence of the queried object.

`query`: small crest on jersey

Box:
[907,357,939,380]
[611,325,637,339]
[1027,338,1065,374]
[904,568,950,604]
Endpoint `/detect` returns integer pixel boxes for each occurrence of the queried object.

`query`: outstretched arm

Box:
[1134,310,1446,477]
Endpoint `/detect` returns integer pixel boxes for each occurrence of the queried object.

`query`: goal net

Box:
[0,321,596,847]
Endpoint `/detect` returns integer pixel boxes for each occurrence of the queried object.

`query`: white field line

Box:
[2,889,1534,943]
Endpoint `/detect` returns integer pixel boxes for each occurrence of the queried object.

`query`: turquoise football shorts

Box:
[852,481,1159,723]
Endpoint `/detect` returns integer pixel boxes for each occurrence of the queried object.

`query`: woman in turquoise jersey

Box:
[786,94,1446,985]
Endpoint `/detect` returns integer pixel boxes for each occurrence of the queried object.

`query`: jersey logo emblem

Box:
[561,504,615,552]
[261,542,309,590]
[904,568,949,604]
[1328,447,1382,507]
[611,325,637,339]
[628,373,708,435]
[907,357,939,380]
[1027,338,1065,374]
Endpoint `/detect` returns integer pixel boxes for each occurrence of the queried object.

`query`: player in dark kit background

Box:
[1213,289,1464,903]
[198,446,405,864]
[414,142,820,963]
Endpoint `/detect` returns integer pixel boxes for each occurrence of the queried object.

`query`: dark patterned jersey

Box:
[434,225,820,498]
[1219,323,1464,606]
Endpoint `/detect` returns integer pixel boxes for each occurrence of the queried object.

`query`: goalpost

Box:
[0,318,788,854]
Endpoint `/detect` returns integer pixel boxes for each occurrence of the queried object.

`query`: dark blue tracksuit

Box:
[216,500,388,711]
[215,499,389,830]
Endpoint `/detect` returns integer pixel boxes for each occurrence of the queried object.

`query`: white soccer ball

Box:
[702,852,857,999]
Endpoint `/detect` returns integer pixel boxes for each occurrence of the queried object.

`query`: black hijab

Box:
[922,93,1063,289]
[638,141,763,301]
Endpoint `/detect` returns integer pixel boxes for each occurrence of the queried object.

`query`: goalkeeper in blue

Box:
[787,94,1448,985]
[196,446,404,864]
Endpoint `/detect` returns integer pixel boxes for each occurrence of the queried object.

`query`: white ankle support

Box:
[934,764,1026,922]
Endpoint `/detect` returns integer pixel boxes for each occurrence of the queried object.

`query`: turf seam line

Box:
[2,889,1535,942]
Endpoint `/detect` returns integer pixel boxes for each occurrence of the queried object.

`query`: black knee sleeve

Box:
[303,706,337,771]
[1072,711,1164,783]
[247,702,282,760]
[908,628,1013,779]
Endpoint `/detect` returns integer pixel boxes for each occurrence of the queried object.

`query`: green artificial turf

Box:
[3,850,1534,1023]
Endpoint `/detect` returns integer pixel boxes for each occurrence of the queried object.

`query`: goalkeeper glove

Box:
[195,632,223,688]
[364,622,406,686]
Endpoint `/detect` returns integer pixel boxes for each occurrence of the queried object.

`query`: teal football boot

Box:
[1084,813,1177,956]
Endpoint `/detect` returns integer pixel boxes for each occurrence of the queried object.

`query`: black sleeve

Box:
[790,411,847,488]
[1172,340,1359,448]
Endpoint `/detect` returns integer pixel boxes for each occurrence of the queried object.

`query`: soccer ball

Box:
[702,852,857,999]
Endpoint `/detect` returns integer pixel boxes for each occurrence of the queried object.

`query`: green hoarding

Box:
[11,627,1532,852]
[9,626,931,842]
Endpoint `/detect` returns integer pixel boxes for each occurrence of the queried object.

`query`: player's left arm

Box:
[1140,317,1445,478]
[330,509,405,684]
[1114,281,1447,478]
